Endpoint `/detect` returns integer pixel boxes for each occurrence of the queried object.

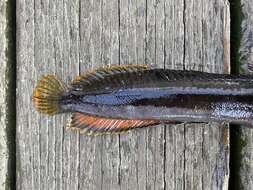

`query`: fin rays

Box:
[71,65,149,91]
[69,112,159,135]
[33,75,67,115]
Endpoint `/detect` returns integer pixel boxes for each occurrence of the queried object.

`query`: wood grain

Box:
[16,0,230,189]
[238,0,253,189]
[0,0,9,189]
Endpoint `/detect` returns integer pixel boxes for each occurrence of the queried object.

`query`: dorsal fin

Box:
[71,64,149,90]
[69,112,159,136]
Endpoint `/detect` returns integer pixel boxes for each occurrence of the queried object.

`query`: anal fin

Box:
[69,112,160,135]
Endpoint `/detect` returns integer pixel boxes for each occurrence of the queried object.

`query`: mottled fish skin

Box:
[60,69,253,127]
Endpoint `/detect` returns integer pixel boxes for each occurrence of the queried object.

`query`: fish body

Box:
[33,65,253,135]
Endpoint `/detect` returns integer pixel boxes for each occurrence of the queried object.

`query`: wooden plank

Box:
[0,0,8,189]
[16,0,230,190]
[240,0,253,74]
[163,0,230,189]
[145,1,166,189]
[0,1,8,188]
[119,0,149,189]
[79,1,103,189]
[237,0,253,189]
[0,0,15,189]
[185,1,230,189]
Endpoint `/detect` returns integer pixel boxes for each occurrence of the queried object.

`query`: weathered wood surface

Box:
[240,0,253,73]
[238,0,253,189]
[0,1,8,188]
[16,0,230,189]
[0,1,12,189]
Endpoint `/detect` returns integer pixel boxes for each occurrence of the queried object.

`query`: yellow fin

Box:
[33,75,67,115]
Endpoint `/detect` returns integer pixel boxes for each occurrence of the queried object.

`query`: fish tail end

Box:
[33,75,67,115]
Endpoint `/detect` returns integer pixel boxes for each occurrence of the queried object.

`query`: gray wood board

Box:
[0,0,13,189]
[238,0,253,189]
[16,0,230,189]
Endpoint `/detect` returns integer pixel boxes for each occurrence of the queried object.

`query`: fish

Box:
[33,64,253,135]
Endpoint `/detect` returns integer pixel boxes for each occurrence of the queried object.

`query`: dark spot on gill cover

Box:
[229,0,244,189]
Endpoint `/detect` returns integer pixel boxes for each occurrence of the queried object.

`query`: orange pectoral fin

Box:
[69,112,160,135]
